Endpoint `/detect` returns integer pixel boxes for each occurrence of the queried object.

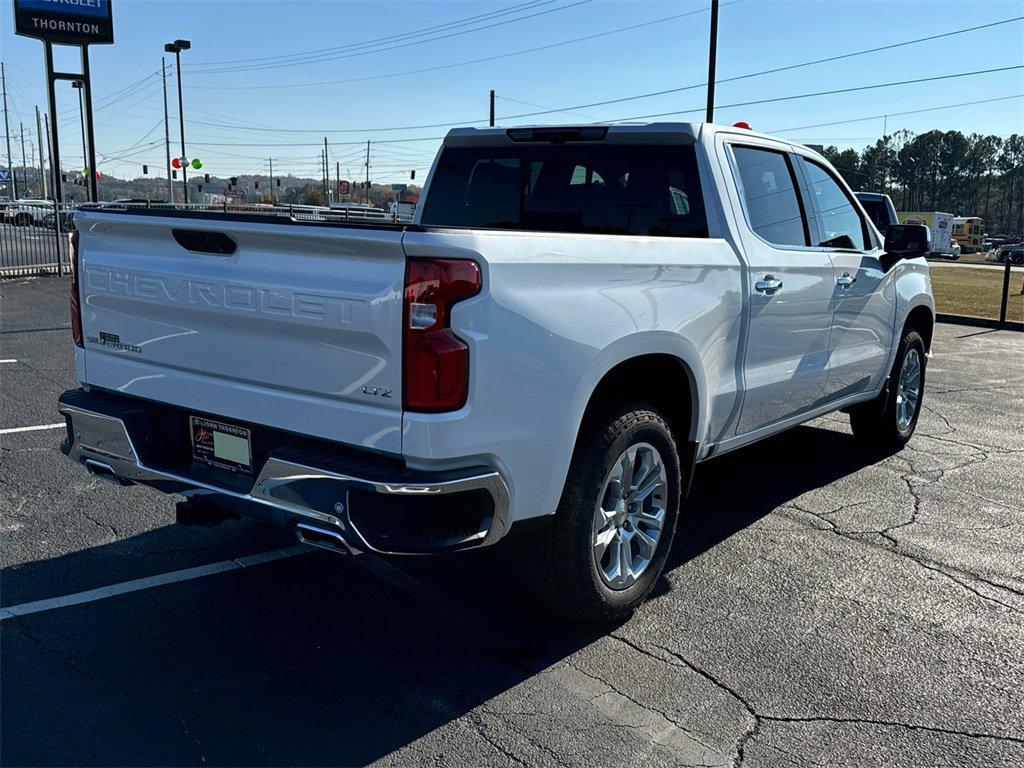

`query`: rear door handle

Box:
[837,272,857,288]
[755,275,783,294]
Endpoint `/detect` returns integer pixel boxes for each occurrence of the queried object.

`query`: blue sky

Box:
[2,0,1022,182]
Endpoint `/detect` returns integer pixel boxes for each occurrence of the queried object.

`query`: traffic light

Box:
[204,173,210,183]
[276,178,281,186]
[172,170,178,179]
[197,184,203,193]
[411,170,416,180]
[143,165,149,175]
[230,177,237,185]
[254,180,259,190]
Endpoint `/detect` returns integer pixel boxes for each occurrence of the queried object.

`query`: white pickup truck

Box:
[59,123,934,623]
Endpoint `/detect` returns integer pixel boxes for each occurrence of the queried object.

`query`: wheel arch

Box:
[579,353,700,452]
[904,303,935,354]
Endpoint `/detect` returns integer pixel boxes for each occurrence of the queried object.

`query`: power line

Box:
[769,94,1024,133]
[602,65,1024,124]
[185,0,592,75]
[187,1,738,90]
[187,0,554,68]
[157,64,1024,135]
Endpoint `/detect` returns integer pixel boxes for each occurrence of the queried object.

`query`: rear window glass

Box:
[420,144,707,238]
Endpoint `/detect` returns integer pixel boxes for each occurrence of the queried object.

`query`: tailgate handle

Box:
[172,229,237,255]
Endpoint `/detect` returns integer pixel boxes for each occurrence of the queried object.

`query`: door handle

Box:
[837,272,857,289]
[755,275,783,294]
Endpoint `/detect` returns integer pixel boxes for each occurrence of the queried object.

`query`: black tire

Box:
[849,328,927,455]
[518,401,683,625]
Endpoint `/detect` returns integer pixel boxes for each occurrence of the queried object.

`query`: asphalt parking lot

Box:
[2,275,1022,767]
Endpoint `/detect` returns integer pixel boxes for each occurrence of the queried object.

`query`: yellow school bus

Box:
[952,217,984,253]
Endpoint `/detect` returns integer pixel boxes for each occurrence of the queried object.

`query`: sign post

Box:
[14,0,114,207]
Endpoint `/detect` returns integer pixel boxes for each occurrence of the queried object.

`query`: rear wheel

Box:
[519,402,682,625]
[849,328,926,454]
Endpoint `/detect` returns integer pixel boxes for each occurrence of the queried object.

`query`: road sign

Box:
[338,180,351,196]
[391,184,408,192]
[14,0,114,46]
[0,169,11,183]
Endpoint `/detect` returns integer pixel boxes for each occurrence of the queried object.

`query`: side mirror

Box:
[882,223,929,271]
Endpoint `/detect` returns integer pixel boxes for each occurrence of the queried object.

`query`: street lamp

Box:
[70,80,89,202]
[164,39,191,204]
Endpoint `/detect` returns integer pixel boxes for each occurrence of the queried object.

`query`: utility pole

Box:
[19,123,28,195]
[323,137,329,202]
[489,89,495,127]
[35,105,47,198]
[336,161,339,200]
[365,140,370,205]
[1,63,17,199]
[44,112,55,200]
[161,58,173,204]
[705,0,719,123]
[268,157,274,204]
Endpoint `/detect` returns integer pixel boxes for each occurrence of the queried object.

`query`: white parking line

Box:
[0,422,65,435]
[0,359,17,364]
[0,545,310,621]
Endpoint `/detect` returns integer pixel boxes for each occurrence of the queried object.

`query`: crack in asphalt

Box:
[784,502,1023,613]
[467,711,530,767]
[559,657,722,758]
[477,708,573,768]
[610,635,1024,767]
[770,392,1024,614]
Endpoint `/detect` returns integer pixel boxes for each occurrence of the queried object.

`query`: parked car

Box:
[57,122,935,624]
[43,208,76,231]
[4,198,53,226]
[993,243,1024,264]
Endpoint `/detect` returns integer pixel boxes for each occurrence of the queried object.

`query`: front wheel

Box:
[849,328,926,454]
[518,402,682,625]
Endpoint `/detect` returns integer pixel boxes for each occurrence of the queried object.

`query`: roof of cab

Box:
[442,122,815,154]
[443,122,702,146]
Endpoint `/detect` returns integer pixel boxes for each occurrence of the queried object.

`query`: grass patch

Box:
[930,266,1024,322]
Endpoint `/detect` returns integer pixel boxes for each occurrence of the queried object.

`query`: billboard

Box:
[14,0,114,46]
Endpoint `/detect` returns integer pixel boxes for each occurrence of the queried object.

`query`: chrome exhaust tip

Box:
[294,523,352,554]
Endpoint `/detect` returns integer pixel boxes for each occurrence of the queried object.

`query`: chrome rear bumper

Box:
[58,389,510,555]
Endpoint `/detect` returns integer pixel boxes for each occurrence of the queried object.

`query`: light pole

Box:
[164,39,191,204]
[71,81,89,202]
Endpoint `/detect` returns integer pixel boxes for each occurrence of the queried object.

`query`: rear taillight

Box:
[69,229,83,348]
[403,258,481,412]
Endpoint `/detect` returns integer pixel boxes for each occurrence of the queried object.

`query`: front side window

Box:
[731,146,808,247]
[420,143,708,237]
[803,160,866,250]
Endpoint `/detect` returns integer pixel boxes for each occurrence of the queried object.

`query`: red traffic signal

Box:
[171,157,182,169]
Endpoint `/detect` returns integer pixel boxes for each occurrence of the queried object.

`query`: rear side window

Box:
[802,160,867,250]
[731,146,808,247]
[420,144,707,237]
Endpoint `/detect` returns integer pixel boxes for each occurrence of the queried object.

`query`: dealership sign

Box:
[14,0,114,46]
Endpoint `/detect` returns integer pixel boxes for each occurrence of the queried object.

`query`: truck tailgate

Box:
[75,211,406,454]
